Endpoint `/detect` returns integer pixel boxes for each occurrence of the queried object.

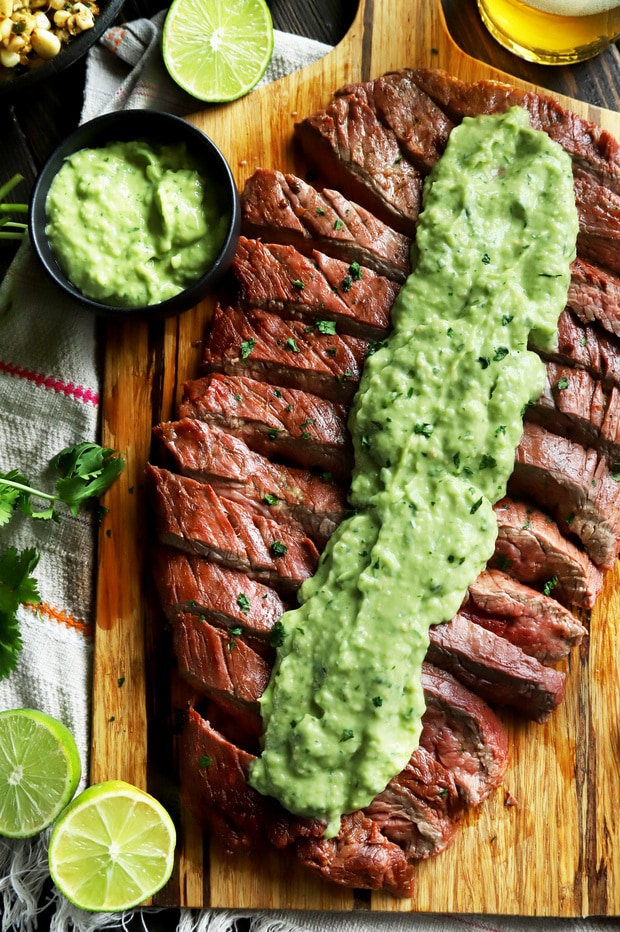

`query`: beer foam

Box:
[525,0,620,13]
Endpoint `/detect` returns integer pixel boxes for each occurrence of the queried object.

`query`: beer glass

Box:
[476,0,620,64]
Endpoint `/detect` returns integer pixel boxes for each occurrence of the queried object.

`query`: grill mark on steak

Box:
[334,71,453,173]
[404,68,620,195]
[178,372,353,478]
[294,92,424,235]
[418,663,509,807]
[427,613,566,723]
[240,169,412,283]
[147,465,319,593]
[154,418,345,548]
[201,304,368,404]
[568,257,620,338]
[491,499,603,611]
[232,236,397,340]
[152,547,287,640]
[463,569,588,666]
[526,361,620,466]
[510,422,620,569]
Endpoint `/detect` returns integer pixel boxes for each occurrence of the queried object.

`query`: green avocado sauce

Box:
[248,107,578,837]
[45,140,230,307]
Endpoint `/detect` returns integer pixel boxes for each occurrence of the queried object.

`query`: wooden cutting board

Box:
[91,0,620,916]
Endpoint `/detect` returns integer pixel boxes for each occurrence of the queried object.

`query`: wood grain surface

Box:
[92,0,620,916]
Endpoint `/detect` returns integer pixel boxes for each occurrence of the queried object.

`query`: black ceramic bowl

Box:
[29,110,241,318]
[0,0,126,99]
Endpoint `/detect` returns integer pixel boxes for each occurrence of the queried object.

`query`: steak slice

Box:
[179,372,353,478]
[232,236,397,340]
[463,569,588,665]
[294,92,424,235]
[574,166,620,275]
[363,746,464,860]
[406,67,620,195]
[147,465,319,593]
[426,613,566,723]
[152,546,286,640]
[202,304,368,404]
[154,418,345,547]
[510,422,620,569]
[335,70,453,172]
[419,663,509,807]
[527,361,620,465]
[173,612,271,714]
[182,708,416,895]
[569,257,620,339]
[240,169,412,282]
[537,309,620,392]
[492,499,603,611]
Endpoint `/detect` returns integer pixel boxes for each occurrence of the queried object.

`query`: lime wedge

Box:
[48,780,176,912]
[162,0,274,103]
[0,708,81,838]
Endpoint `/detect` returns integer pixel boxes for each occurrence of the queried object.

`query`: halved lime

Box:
[48,780,176,912]
[162,0,274,103]
[0,708,81,838]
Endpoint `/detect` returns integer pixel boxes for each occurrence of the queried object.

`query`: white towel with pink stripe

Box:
[0,12,616,932]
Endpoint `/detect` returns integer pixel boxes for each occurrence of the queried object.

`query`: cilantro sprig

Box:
[0,442,126,525]
[0,442,125,679]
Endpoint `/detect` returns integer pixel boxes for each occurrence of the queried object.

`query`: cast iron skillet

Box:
[0,0,126,99]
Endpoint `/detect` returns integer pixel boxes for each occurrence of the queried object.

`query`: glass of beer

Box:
[476,0,620,64]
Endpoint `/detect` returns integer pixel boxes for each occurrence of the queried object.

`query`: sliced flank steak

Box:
[573,166,620,276]
[201,304,368,404]
[240,169,412,282]
[568,256,620,338]
[152,546,287,640]
[154,418,345,547]
[147,465,319,593]
[426,613,566,723]
[463,569,588,666]
[526,361,620,466]
[405,67,620,194]
[232,236,397,340]
[294,91,424,236]
[491,499,603,611]
[510,422,620,569]
[334,70,454,172]
[537,309,620,392]
[418,662,509,808]
[178,372,353,479]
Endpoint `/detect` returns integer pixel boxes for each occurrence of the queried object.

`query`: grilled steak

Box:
[427,613,566,723]
[568,256,620,338]
[294,92,424,235]
[463,569,588,665]
[148,465,319,593]
[152,547,287,640]
[510,422,620,569]
[202,304,368,404]
[538,309,620,391]
[492,499,603,610]
[232,236,397,339]
[419,663,509,807]
[335,70,453,172]
[405,67,620,194]
[154,418,345,547]
[574,167,620,275]
[240,169,412,282]
[179,372,353,478]
[526,361,620,465]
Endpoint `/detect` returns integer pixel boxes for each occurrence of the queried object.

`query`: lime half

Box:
[48,780,176,912]
[162,0,274,103]
[0,708,81,838]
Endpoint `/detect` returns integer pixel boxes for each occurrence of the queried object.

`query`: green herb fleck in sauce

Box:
[249,107,578,837]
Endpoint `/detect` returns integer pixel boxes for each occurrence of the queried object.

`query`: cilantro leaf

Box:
[0,546,40,679]
[52,442,125,516]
